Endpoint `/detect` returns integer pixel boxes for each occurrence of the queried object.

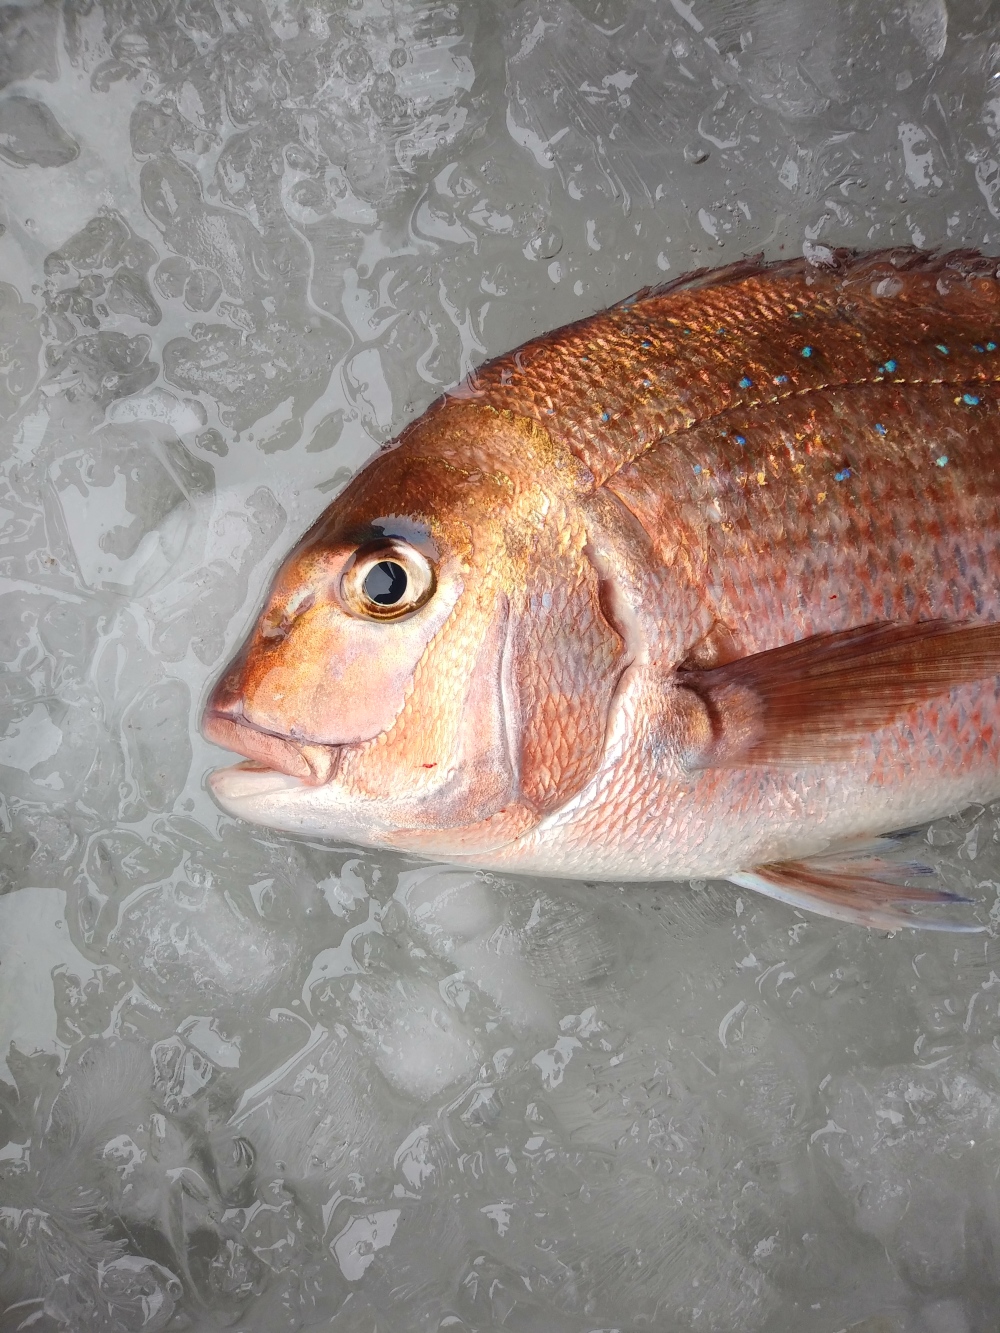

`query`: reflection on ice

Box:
[5,834,1000,1326]
[0,888,101,1080]
[49,425,211,596]
[4,0,1000,1327]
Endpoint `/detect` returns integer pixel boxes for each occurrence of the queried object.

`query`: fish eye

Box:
[364,560,408,605]
[340,541,435,621]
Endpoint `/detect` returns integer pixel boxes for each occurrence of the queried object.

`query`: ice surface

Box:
[4,0,1000,1328]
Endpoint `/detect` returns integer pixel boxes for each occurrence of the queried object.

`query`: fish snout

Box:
[202,683,339,787]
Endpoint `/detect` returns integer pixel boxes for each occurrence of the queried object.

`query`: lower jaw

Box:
[206,760,390,845]
[208,762,306,802]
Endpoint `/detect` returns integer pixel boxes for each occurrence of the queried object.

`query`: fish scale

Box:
[205,249,1000,930]
[610,381,1000,648]
[456,249,1000,486]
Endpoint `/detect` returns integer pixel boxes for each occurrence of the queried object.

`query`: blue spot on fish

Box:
[963,393,980,406]
[693,464,702,474]
[880,359,897,374]
[834,468,851,482]
[734,434,746,446]
[936,343,949,354]
[801,346,813,357]
[640,340,651,349]
[600,410,610,422]
[773,374,788,384]
[989,342,998,352]
[936,455,949,467]
[974,344,985,354]
[875,423,887,435]
[738,376,753,389]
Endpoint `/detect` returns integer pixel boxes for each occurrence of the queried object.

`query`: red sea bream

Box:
[203,250,1000,929]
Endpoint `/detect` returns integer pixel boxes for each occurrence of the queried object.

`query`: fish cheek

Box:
[330,583,520,835]
[395,593,518,829]
[240,593,459,747]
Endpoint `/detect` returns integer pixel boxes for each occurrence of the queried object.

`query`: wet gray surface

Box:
[4,0,1000,1328]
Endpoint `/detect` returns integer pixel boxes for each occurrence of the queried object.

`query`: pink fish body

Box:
[204,250,1000,928]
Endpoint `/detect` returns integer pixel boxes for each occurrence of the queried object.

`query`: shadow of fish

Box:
[204,249,1000,931]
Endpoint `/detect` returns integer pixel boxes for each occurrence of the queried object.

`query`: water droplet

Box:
[525,228,563,261]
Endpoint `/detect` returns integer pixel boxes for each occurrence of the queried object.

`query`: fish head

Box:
[203,403,625,853]
[206,471,461,777]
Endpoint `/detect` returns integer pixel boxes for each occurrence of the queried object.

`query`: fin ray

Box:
[729,856,982,932]
[680,619,1000,766]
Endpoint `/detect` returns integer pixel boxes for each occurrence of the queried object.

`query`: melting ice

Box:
[3,0,1000,1328]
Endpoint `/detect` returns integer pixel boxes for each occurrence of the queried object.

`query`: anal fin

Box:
[729,854,983,932]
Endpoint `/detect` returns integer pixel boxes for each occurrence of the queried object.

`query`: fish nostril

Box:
[260,614,288,641]
[260,589,316,641]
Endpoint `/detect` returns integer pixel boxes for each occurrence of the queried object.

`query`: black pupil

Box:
[364,560,408,605]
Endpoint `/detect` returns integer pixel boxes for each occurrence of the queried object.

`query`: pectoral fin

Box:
[679,619,1000,767]
[729,855,982,932]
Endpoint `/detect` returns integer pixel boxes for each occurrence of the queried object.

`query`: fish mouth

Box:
[202,708,341,786]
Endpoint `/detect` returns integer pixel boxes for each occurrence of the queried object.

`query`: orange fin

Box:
[679,619,1000,766]
[729,856,982,932]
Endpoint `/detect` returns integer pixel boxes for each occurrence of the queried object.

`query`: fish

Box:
[203,248,1000,931]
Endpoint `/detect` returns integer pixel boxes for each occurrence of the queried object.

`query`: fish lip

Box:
[206,759,384,845]
[201,707,341,786]
[208,760,307,801]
